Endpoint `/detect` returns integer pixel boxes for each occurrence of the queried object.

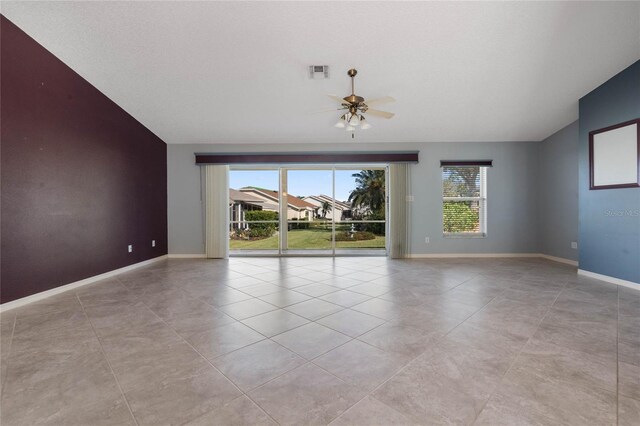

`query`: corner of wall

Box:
[537,120,580,263]
[578,60,640,285]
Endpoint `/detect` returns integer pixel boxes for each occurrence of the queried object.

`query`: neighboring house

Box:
[239,187,316,220]
[229,188,275,230]
[302,195,352,221]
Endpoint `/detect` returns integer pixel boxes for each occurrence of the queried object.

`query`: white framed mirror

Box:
[589,118,640,190]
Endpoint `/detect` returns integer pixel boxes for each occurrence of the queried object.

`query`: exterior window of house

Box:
[442,165,488,237]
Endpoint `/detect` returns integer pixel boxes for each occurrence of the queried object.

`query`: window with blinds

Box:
[441,164,488,236]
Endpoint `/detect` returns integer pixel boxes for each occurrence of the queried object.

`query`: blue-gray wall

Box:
[168,142,541,256]
[579,60,640,284]
[539,121,579,261]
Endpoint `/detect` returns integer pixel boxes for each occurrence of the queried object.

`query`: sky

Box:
[229,169,370,201]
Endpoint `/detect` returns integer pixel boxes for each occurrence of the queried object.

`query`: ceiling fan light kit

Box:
[328,68,395,137]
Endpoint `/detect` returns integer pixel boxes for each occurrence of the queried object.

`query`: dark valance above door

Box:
[195,151,419,165]
[440,160,493,167]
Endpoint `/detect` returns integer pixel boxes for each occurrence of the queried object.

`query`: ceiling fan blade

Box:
[308,107,346,114]
[328,94,350,104]
[364,96,396,106]
[366,109,395,119]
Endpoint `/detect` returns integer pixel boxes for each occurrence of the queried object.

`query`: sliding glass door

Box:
[284,169,334,255]
[334,169,386,254]
[229,166,387,256]
[228,169,280,255]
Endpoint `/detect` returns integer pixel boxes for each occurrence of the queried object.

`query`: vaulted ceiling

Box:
[2,1,639,144]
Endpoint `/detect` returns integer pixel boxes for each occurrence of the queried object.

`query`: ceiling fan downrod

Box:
[344,69,365,105]
[348,68,357,95]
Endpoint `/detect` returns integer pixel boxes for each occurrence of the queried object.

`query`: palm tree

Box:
[348,170,385,215]
[321,201,331,218]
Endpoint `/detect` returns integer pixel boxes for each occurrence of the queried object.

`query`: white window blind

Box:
[442,165,488,237]
[204,165,230,258]
[389,163,411,258]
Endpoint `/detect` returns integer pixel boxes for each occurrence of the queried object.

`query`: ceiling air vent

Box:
[309,65,329,79]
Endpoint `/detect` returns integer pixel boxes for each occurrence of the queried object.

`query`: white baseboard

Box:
[409,253,540,259]
[6,252,634,312]
[408,253,579,267]
[0,255,168,312]
[539,254,579,266]
[577,269,639,291]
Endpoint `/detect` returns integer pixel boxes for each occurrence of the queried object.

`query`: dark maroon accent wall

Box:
[1,16,168,304]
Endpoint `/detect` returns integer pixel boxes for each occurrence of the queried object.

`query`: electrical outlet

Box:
[425,237,430,244]
[152,240,156,247]
[571,242,578,249]
[128,245,133,253]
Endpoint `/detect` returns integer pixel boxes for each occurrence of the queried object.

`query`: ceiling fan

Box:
[328,69,395,136]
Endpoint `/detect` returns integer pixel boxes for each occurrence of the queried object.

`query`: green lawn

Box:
[230,227,385,250]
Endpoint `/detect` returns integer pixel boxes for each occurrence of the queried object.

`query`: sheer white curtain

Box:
[204,165,229,259]
[389,163,411,258]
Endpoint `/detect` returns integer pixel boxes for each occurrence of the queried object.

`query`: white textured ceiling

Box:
[2,1,639,144]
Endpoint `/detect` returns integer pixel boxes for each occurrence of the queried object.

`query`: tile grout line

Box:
[313,314,389,341]
[237,356,360,426]
[208,296,387,363]
[232,321,358,389]
[176,393,261,426]
[138,299,283,426]
[75,293,140,426]
[323,337,440,422]
[304,328,420,425]
[213,267,390,313]
[178,301,376,425]
[322,274,505,424]
[371,294,501,417]
[245,278,460,414]
[470,274,571,425]
[224,292,347,323]
[339,262,543,423]
[163,293,349,363]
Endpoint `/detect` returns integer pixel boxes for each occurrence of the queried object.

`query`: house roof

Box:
[229,188,266,204]
[240,187,317,210]
[320,195,351,210]
[305,195,351,210]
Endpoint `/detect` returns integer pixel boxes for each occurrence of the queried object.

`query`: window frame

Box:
[228,164,389,256]
[441,165,488,238]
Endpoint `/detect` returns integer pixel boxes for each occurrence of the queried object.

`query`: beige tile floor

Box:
[0,257,638,425]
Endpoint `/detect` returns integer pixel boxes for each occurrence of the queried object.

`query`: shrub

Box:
[352,211,385,235]
[289,217,310,230]
[245,210,278,238]
[443,201,479,233]
[334,231,376,241]
[311,218,331,230]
